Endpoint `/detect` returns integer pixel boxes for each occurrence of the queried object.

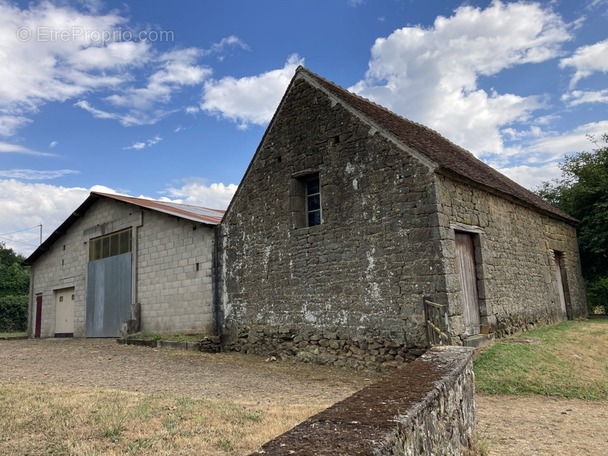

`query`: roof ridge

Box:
[295,66,576,224]
[92,191,224,213]
[297,66,479,162]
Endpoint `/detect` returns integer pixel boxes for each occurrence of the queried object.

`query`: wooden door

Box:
[554,253,567,315]
[456,232,480,335]
[54,287,75,336]
[34,294,42,338]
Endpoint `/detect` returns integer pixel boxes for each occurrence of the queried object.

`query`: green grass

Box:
[474,319,608,400]
[0,331,27,340]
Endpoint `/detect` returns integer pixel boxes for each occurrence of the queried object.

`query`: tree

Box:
[537,134,608,312]
[0,243,30,331]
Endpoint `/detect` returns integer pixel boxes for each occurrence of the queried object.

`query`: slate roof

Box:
[297,67,576,224]
[24,192,224,265]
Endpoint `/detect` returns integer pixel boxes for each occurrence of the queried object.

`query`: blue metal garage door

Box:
[86,252,132,337]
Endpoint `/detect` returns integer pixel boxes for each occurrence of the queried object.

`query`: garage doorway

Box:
[86,229,133,337]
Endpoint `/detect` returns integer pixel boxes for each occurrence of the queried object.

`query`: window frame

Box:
[89,228,132,262]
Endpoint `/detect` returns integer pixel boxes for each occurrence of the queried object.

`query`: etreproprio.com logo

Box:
[16,26,174,44]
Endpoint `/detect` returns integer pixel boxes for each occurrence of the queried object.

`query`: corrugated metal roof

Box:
[94,192,225,225]
[24,192,224,265]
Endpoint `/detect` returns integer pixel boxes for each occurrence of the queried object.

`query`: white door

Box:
[55,287,75,335]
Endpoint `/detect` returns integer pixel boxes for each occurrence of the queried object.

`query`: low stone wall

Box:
[250,346,475,456]
[225,325,427,370]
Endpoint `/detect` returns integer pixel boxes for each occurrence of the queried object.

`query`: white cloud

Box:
[350,1,571,156]
[498,163,562,189]
[560,39,608,88]
[49,140,59,148]
[0,179,91,255]
[0,2,212,135]
[123,135,162,150]
[527,120,608,156]
[0,169,79,180]
[74,99,152,126]
[562,89,608,106]
[201,54,303,129]
[163,180,237,209]
[0,141,54,157]
[0,2,142,135]
[0,115,31,137]
[78,48,211,126]
[202,35,249,57]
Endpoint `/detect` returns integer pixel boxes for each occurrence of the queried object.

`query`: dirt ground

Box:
[476,394,608,455]
[1,339,606,455]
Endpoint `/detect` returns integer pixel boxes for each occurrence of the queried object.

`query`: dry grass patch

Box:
[474,319,608,399]
[0,383,324,455]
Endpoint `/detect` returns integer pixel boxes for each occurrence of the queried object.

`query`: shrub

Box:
[0,294,28,332]
[587,277,608,314]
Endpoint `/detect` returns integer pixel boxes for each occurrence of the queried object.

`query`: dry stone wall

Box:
[251,346,475,456]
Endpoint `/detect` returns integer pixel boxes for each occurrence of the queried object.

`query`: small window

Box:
[291,172,323,229]
[305,175,322,227]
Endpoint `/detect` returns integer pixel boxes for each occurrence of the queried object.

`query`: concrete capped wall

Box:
[29,197,216,338]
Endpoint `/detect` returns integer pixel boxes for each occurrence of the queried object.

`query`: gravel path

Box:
[0,339,376,405]
[2,339,606,455]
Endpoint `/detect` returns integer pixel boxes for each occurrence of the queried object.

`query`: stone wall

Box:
[220,74,588,359]
[228,325,426,370]
[251,346,475,456]
[220,76,442,357]
[434,174,587,341]
[29,197,216,337]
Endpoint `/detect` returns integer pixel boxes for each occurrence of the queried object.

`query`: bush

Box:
[0,295,28,332]
[587,277,608,314]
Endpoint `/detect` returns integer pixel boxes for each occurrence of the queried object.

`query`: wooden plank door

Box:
[455,232,480,335]
[554,253,567,315]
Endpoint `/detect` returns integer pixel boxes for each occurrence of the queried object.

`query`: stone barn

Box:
[25,192,223,338]
[218,67,587,366]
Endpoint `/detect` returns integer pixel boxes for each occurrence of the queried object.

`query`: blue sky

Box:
[1,0,607,255]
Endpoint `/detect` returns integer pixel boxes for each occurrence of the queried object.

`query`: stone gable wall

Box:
[220,78,443,366]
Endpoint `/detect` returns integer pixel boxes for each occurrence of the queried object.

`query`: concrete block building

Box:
[218,67,586,366]
[25,192,223,338]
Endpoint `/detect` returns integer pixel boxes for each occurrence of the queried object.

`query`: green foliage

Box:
[0,295,28,331]
[0,243,30,332]
[586,277,608,314]
[537,134,608,310]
